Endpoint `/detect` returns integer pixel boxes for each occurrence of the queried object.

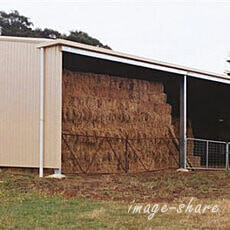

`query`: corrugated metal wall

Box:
[0,39,62,169]
[44,46,62,168]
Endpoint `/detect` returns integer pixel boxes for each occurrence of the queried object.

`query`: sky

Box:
[1,0,230,74]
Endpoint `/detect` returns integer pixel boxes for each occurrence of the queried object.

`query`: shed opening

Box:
[61,52,206,173]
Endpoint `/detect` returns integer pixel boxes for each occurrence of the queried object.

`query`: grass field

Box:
[0,170,230,229]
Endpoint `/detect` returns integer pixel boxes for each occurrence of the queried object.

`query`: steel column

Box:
[226,143,229,170]
[39,48,45,178]
[180,75,187,168]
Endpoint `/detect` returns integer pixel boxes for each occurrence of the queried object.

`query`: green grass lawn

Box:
[0,171,230,229]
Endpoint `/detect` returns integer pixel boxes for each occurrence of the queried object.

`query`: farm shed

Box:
[0,36,230,176]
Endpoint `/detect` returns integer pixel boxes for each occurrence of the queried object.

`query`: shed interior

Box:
[61,52,230,172]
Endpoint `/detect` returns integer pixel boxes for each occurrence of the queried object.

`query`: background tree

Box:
[65,31,110,49]
[0,10,111,49]
[0,10,33,37]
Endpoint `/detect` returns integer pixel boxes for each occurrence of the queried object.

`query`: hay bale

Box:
[62,70,185,173]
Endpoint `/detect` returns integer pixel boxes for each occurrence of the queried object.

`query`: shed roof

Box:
[1,35,229,82]
[0,35,51,44]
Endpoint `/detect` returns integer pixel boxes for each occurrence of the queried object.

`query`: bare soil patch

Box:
[1,170,230,203]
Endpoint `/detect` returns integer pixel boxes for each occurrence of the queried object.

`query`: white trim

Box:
[39,48,45,178]
[62,46,186,75]
[187,71,230,84]
[62,45,230,84]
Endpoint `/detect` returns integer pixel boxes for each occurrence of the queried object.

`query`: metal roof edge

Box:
[37,38,230,81]
[0,36,52,43]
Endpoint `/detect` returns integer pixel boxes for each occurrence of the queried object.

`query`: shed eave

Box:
[0,35,52,43]
[37,38,230,84]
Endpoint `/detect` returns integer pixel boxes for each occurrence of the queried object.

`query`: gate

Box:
[186,138,230,170]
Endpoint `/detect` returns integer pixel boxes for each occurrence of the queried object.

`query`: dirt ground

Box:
[2,170,230,202]
[1,170,230,229]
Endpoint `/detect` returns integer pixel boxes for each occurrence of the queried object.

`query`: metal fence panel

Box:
[62,134,180,173]
[62,134,230,172]
[187,138,228,170]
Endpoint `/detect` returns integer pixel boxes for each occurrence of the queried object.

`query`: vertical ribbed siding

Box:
[43,46,62,168]
[0,40,62,169]
[0,41,40,167]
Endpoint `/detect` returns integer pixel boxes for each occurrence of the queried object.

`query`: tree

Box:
[0,10,111,49]
[0,10,33,37]
[66,31,110,49]
[33,28,62,39]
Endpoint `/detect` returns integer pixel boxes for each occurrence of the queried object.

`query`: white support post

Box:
[180,75,187,168]
[39,48,45,177]
[226,143,229,170]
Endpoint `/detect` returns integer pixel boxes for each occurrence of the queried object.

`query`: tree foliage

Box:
[0,10,111,49]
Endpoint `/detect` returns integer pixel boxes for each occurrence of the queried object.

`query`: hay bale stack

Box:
[62,70,181,173]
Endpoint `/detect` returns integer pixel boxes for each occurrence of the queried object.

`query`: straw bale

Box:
[62,70,200,173]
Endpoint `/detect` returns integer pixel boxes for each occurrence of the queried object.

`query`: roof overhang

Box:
[37,38,230,84]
